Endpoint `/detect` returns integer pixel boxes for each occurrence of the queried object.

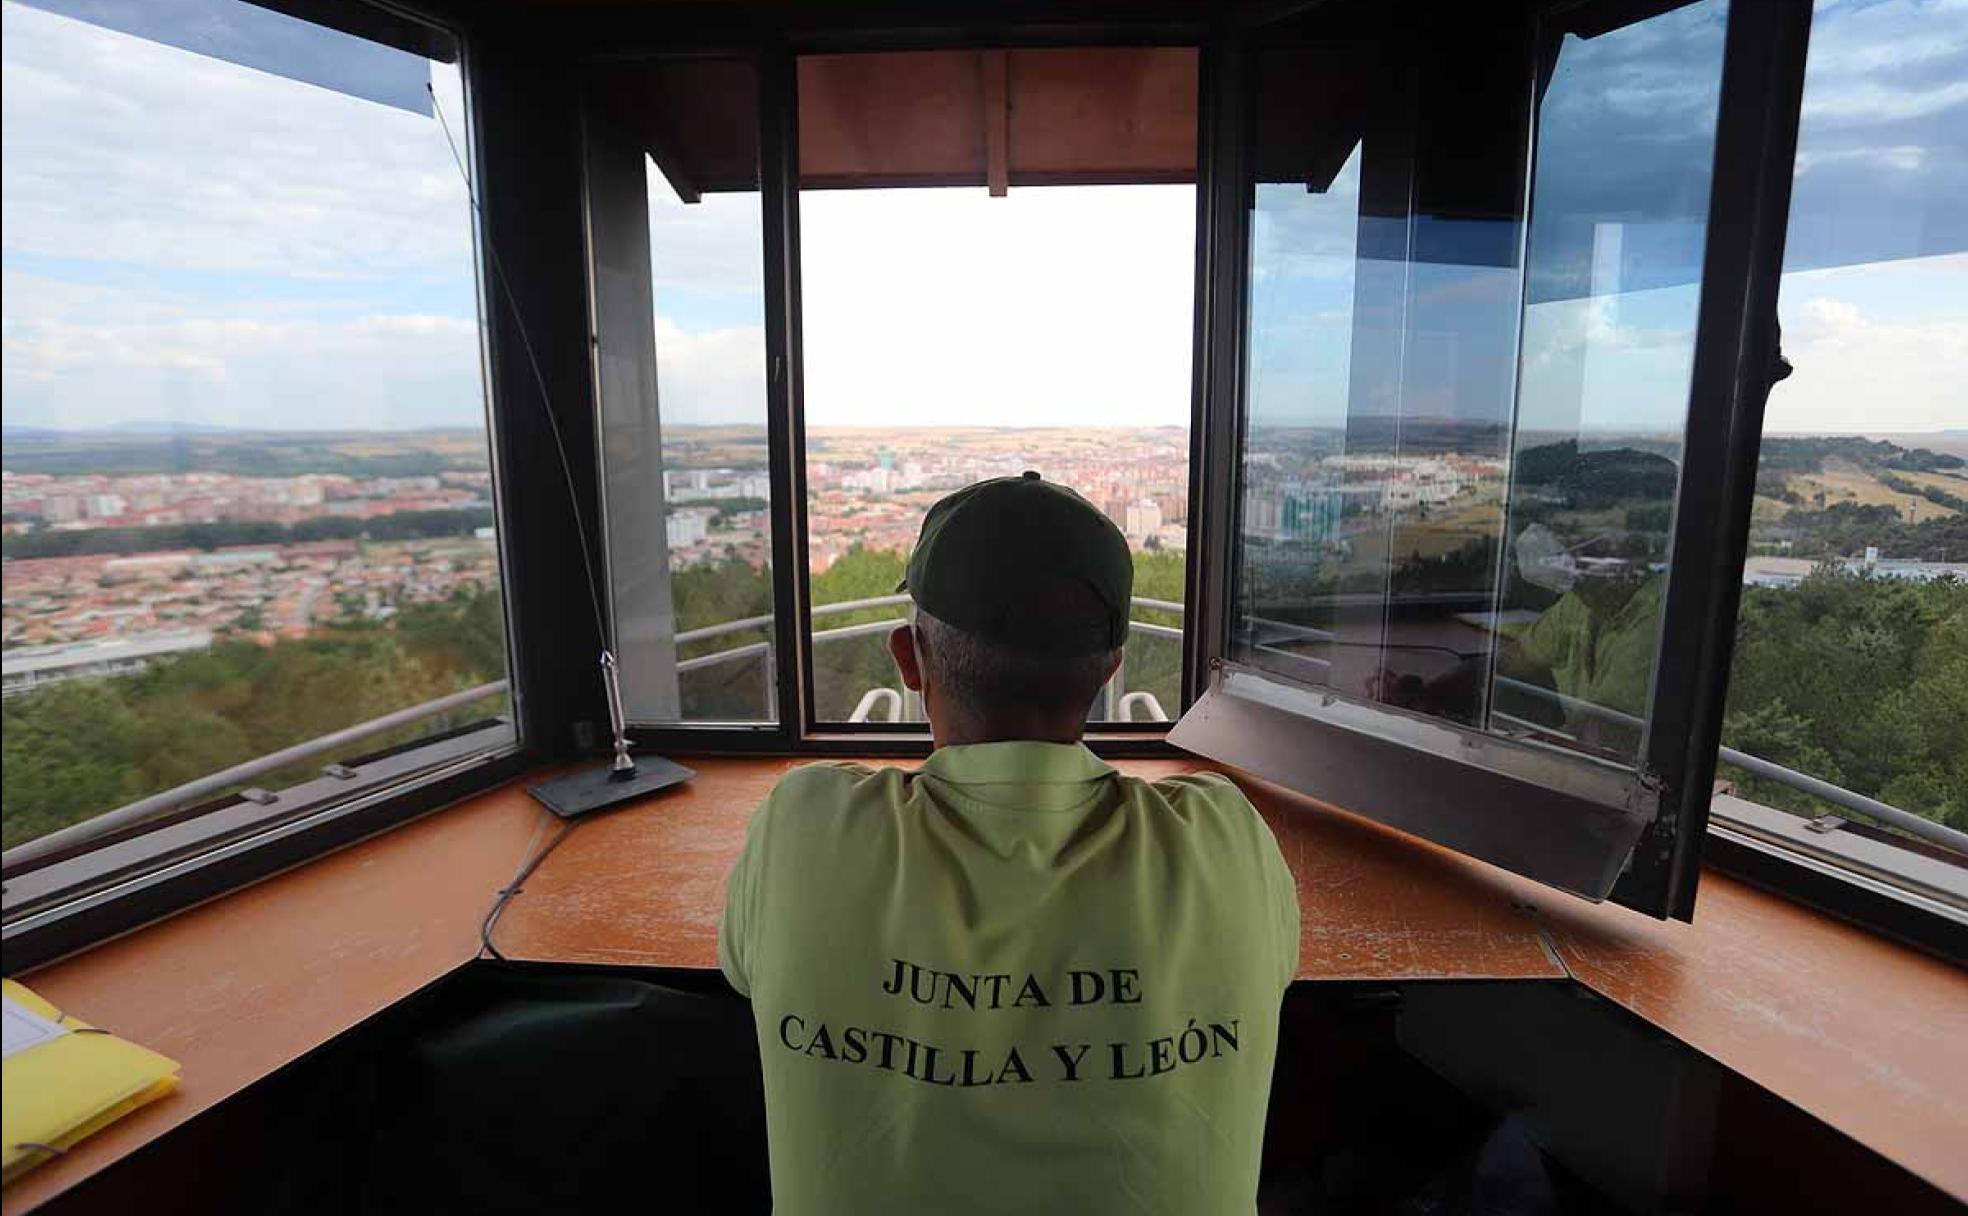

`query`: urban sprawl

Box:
[22,424,1945,699]
[0,428,1527,693]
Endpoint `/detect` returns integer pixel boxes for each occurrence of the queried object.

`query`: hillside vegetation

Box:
[3,435,1962,850]
[1751,436,1967,559]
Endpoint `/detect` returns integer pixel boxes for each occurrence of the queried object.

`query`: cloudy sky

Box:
[2,0,488,432]
[1,0,1961,437]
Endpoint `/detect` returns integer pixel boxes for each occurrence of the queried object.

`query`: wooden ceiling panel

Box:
[797,47,1197,191]
[798,51,989,189]
[597,46,1201,196]
[1003,46,1196,186]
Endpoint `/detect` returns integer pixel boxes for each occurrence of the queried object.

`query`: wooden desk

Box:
[493,758,1567,982]
[7,757,1963,1211]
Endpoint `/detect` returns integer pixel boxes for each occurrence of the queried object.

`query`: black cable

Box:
[427,82,610,648]
[479,812,579,962]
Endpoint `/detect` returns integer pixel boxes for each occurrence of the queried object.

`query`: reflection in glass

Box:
[1232,0,1732,764]
[1491,0,1727,758]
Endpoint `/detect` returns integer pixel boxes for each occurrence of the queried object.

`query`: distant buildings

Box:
[1,469,485,531]
[1743,553,1968,588]
[1240,451,1496,544]
[2,630,213,698]
[665,509,711,549]
[2,538,498,647]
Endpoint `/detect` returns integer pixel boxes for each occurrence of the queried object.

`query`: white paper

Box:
[1,994,70,1060]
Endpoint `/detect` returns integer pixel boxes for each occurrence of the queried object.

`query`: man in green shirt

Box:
[720,473,1300,1215]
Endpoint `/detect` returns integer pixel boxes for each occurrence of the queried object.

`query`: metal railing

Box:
[1243,617,1968,858]
[676,594,1184,723]
[16,594,1958,885]
[1,680,511,875]
[676,600,1964,857]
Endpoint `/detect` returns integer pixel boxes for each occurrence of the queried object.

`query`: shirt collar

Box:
[916,741,1117,809]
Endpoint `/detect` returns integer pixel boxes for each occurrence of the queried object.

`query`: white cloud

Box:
[646,169,765,298]
[1,2,487,431]
[3,271,485,430]
[1801,0,1968,122]
[1770,278,1968,433]
[650,316,766,426]
[0,2,475,280]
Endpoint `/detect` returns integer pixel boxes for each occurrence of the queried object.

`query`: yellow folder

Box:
[1,979,179,1187]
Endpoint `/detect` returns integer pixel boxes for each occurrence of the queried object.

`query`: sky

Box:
[1,0,481,432]
[1,0,1962,437]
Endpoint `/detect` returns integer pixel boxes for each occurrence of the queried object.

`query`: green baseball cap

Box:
[900,472,1133,654]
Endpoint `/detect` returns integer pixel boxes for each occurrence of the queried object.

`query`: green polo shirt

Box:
[719,742,1300,1215]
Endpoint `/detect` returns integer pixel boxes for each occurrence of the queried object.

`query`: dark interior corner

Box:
[37,968,1956,1216]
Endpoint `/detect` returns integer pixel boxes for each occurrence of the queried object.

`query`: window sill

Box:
[1704,794,1966,961]
[1,724,528,974]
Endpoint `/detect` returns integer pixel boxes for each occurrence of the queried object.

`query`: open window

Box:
[794,49,1198,729]
[584,46,1204,741]
[1702,0,1968,939]
[1174,0,1811,918]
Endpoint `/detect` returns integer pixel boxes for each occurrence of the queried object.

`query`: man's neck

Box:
[931,716,1085,751]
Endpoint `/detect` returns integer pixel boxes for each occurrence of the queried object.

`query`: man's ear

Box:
[888,623,924,692]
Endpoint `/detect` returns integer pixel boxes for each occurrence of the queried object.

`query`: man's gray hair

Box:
[914,608,1119,719]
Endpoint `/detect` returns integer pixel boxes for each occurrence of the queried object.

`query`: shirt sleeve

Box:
[718,791,773,999]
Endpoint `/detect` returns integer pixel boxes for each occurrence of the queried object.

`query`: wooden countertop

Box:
[7,756,1963,1211]
[492,756,1568,982]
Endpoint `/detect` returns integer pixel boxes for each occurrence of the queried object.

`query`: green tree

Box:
[0,588,513,850]
[1720,571,1966,830]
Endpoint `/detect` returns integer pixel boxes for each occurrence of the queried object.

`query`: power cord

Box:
[479,810,579,962]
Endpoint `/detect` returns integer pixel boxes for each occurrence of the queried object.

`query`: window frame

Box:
[584,23,1218,755]
[0,0,566,972]
[578,1,1961,950]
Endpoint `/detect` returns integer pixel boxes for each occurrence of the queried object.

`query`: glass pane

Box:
[1232,0,1731,765]
[1492,0,1730,759]
[1,0,508,851]
[796,50,1197,726]
[586,59,775,724]
[1724,0,1968,842]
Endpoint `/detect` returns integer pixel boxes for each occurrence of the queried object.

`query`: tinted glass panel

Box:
[1231,0,1730,766]
[1492,1,1729,759]
[1,0,508,851]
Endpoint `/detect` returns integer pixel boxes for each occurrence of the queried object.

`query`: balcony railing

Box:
[1240,616,1968,862]
[9,597,1959,896]
[673,600,1964,862]
[676,594,1185,723]
[1,680,511,876]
